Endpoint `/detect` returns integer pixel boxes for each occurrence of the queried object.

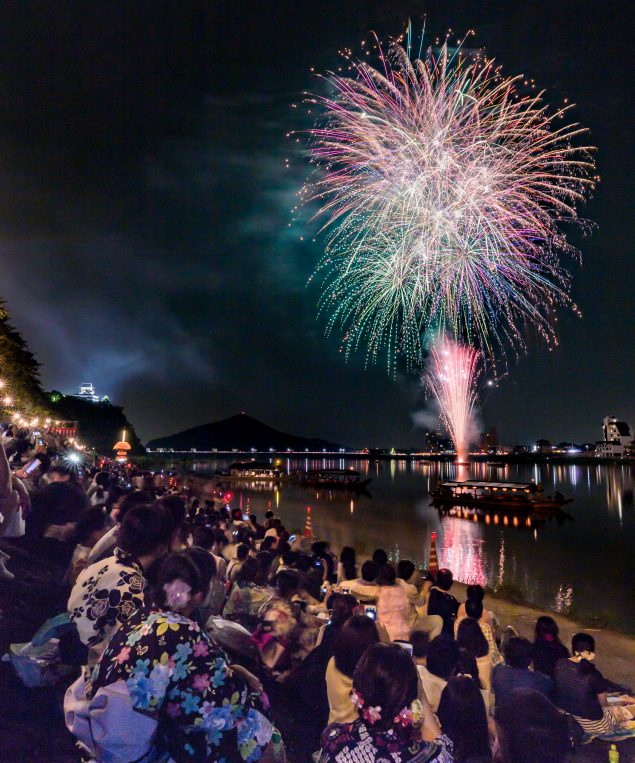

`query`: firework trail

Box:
[305,33,596,371]
[425,335,481,462]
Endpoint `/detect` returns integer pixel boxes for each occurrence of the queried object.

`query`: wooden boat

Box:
[215,461,283,481]
[429,480,571,511]
[298,469,372,491]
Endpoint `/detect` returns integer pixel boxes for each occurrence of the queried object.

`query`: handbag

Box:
[65,674,158,763]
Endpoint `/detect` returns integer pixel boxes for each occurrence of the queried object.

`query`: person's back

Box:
[494,688,582,763]
[376,585,408,637]
[553,656,604,720]
[492,637,553,707]
[68,504,174,667]
[427,569,459,637]
[27,479,89,538]
[419,635,460,713]
[191,525,227,618]
[417,663,448,713]
[326,615,380,724]
[346,559,379,602]
[492,663,553,704]
[533,616,570,680]
[86,490,152,565]
[325,656,356,724]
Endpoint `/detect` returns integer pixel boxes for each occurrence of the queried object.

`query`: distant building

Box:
[480,427,498,453]
[602,416,632,446]
[532,439,554,454]
[72,382,109,404]
[596,416,633,458]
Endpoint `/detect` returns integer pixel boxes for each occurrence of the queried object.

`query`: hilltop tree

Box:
[0,299,48,412]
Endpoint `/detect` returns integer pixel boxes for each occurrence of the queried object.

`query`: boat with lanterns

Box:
[215,461,284,481]
[429,480,571,511]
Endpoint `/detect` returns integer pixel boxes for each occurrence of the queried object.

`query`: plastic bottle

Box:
[609,743,620,763]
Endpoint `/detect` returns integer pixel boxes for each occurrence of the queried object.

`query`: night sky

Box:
[0,1,632,448]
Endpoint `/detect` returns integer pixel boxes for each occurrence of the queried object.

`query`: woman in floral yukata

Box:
[88,551,284,762]
[318,642,454,763]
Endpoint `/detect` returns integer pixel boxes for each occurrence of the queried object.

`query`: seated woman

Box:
[457,599,503,666]
[398,560,443,641]
[426,569,459,637]
[75,551,283,762]
[553,632,635,739]
[326,614,380,724]
[437,675,492,762]
[457,617,492,694]
[319,642,453,762]
[223,556,273,631]
[253,570,314,679]
[495,688,582,763]
[376,564,410,641]
[532,615,569,680]
[68,503,176,668]
[287,594,360,753]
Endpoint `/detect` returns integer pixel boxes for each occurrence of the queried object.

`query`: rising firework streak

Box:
[425,336,481,463]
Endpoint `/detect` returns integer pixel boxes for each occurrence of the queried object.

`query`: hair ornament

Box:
[571,650,595,663]
[163,579,191,611]
[351,690,422,728]
[350,688,381,724]
[394,699,423,727]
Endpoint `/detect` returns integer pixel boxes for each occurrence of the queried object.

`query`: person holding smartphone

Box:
[16,453,50,491]
[0,440,31,575]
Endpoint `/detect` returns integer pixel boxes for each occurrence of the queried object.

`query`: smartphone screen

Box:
[25,458,41,475]
[364,606,377,621]
[394,640,414,656]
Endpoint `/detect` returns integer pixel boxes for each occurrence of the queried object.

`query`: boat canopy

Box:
[439,480,532,490]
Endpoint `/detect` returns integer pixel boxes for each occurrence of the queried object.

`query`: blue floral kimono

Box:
[90,608,279,762]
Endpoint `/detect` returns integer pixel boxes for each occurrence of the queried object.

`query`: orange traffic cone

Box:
[428,531,439,578]
[303,505,313,538]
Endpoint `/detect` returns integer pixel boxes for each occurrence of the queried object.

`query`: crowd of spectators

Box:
[1,429,634,762]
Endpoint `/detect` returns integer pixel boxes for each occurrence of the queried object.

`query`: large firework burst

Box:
[305,34,596,370]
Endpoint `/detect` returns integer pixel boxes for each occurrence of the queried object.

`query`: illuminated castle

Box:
[73,383,109,403]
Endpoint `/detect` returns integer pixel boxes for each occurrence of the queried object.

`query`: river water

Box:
[191,458,635,633]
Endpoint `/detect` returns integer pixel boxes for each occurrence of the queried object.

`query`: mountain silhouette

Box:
[146,412,346,452]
